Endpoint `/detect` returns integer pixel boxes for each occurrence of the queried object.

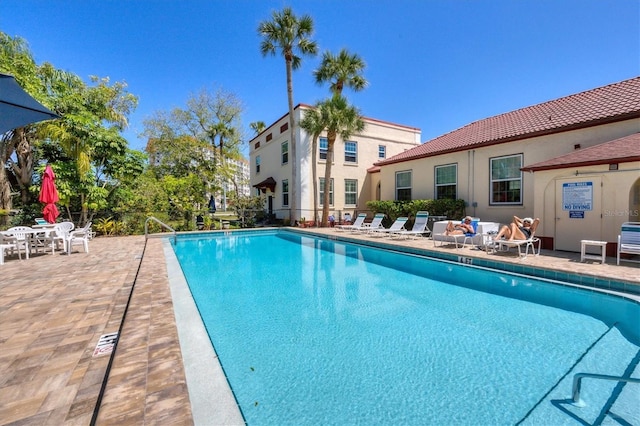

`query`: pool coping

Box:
[163,239,245,425]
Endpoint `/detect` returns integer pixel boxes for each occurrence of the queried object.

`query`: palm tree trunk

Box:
[322,136,335,226]
[285,58,298,223]
[311,136,318,224]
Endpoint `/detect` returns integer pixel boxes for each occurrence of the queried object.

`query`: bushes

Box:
[366,199,466,224]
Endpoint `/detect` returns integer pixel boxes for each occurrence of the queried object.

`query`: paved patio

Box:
[0,230,638,425]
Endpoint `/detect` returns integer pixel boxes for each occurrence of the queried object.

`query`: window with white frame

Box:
[344,141,357,163]
[435,164,457,199]
[281,141,289,164]
[319,137,328,160]
[344,179,357,205]
[490,154,523,204]
[378,145,386,159]
[256,155,261,174]
[319,177,334,206]
[282,179,289,206]
[395,170,412,201]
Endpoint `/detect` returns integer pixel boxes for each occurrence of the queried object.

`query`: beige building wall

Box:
[377,118,640,228]
[531,163,640,252]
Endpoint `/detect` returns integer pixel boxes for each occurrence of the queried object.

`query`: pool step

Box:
[521,327,640,425]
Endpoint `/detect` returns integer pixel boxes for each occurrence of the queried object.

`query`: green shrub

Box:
[366,199,466,224]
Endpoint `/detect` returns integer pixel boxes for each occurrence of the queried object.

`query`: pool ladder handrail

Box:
[145,216,177,244]
[572,372,640,406]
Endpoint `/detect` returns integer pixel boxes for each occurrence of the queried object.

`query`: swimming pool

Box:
[171,230,640,425]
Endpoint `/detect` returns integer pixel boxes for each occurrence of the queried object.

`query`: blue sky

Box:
[1,1,638,154]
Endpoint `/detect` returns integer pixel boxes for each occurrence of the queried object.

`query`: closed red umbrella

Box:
[38,164,60,223]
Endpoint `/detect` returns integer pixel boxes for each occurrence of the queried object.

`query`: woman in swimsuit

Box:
[494,216,539,241]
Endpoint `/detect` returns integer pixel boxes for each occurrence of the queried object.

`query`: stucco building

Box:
[374,77,640,252]
[249,103,421,223]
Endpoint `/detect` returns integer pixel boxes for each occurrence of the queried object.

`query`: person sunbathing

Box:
[494,216,539,241]
[444,216,475,235]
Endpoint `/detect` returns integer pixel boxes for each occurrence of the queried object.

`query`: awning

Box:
[253,177,276,193]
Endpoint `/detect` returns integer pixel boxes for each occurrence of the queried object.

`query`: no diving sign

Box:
[562,182,593,212]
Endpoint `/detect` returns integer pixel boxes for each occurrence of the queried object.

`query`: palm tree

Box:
[317,95,365,226]
[313,48,368,96]
[258,7,318,223]
[299,106,325,225]
[250,121,266,135]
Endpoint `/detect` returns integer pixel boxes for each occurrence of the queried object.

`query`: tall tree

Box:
[250,121,266,135]
[0,32,52,211]
[317,95,365,226]
[314,48,368,96]
[299,106,324,225]
[258,7,318,222]
[38,68,138,224]
[142,87,245,216]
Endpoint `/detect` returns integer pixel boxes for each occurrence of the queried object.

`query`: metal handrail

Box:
[572,372,640,406]
[144,216,176,244]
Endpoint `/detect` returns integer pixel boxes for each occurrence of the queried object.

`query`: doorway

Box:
[555,177,602,252]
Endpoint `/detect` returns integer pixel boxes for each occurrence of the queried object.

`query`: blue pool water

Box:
[173,230,640,425]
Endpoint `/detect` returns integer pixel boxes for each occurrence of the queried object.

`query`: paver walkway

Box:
[0,236,192,425]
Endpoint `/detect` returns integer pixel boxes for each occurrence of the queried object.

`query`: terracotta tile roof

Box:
[377,77,640,166]
[522,133,640,171]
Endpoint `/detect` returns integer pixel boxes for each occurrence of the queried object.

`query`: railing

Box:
[144,217,176,245]
[572,372,640,406]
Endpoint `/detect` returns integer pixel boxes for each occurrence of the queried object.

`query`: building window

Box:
[256,155,261,174]
[282,179,289,206]
[266,133,272,142]
[319,137,328,160]
[395,170,412,201]
[490,154,523,204]
[378,145,386,159]
[345,179,357,205]
[281,141,289,164]
[435,164,457,199]
[254,141,260,149]
[344,141,357,163]
[319,178,334,206]
[280,122,288,133]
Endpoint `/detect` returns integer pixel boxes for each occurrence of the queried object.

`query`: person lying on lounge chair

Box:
[494,216,539,241]
[444,216,475,235]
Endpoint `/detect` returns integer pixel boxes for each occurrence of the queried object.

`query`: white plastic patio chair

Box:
[4,226,33,259]
[46,222,75,254]
[66,222,92,255]
[1,233,21,264]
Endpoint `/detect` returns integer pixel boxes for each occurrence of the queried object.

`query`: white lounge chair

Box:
[368,217,408,237]
[434,218,479,248]
[488,218,541,259]
[617,222,640,265]
[390,211,430,239]
[353,213,385,233]
[335,213,366,232]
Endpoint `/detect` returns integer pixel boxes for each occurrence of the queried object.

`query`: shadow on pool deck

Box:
[0,230,638,425]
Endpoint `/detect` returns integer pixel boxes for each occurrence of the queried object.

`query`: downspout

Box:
[471,150,476,216]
